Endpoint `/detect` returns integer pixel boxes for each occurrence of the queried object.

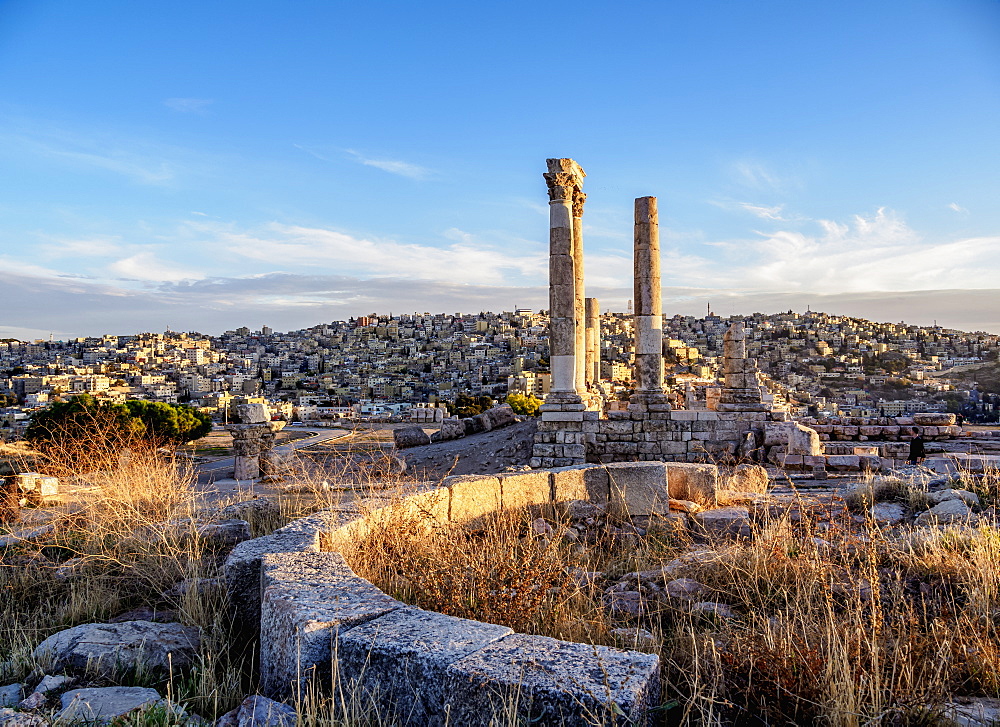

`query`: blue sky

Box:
[1,0,999,338]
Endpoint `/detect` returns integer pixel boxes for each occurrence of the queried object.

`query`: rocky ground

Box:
[398,419,537,479]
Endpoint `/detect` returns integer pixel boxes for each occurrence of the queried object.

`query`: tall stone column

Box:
[585,297,600,388]
[533,159,588,470]
[542,158,585,406]
[572,190,587,395]
[631,196,669,408]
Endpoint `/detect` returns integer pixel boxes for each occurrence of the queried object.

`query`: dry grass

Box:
[8,418,1000,726]
[345,468,1000,726]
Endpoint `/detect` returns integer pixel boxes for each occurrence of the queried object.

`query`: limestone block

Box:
[669,410,697,421]
[444,475,501,523]
[431,417,465,443]
[220,695,297,727]
[234,455,261,481]
[552,465,609,504]
[58,687,163,725]
[915,499,972,526]
[0,685,22,708]
[732,464,768,493]
[787,422,822,456]
[541,411,585,422]
[658,441,687,455]
[260,552,402,698]
[498,471,552,510]
[224,527,324,623]
[913,413,956,426]
[237,402,270,424]
[479,404,517,431]
[337,608,513,726]
[607,462,670,517]
[693,506,752,538]
[665,463,718,505]
[697,411,720,421]
[346,489,450,536]
[445,633,660,727]
[393,426,431,449]
[825,455,860,471]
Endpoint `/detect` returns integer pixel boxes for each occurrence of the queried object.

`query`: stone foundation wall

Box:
[222,462,718,726]
[533,408,788,468]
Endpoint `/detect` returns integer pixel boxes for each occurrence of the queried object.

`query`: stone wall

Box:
[532,408,787,468]
[223,462,724,725]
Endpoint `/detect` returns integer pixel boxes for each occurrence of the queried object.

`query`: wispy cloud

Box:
[343,149,431,179]
[193,221,544,285]
[948,202,969,214]
[108,252,203,283]
[164,97,214,113]
[731,159,784,191]
[739,202,786,220]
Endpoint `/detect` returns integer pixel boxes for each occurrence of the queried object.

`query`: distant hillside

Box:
[939,361,1000,394]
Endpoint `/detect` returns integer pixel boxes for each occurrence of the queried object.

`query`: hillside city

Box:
[2,308,998,439]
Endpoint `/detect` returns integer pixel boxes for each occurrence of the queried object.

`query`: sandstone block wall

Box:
[533,409,788,468]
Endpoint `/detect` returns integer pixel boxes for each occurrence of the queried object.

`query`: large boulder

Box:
[33,621,200,679]
[392,426,431,449]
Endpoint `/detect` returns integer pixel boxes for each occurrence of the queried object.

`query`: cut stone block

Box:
[551,465,609,504]
[665,463,719,506]
[444,475,501,523]
[337,608,513,726]
[693,506,752,539]
[259,552,402,698]
[606,462,670,517]
[445,633,660,727]
[224,528,323,623]
[498,471,552,510]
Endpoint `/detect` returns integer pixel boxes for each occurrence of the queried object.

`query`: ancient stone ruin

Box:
[226,403,285,480]
[531,158,962,475]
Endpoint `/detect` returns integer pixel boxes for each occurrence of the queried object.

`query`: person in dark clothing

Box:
[908,429,926,465]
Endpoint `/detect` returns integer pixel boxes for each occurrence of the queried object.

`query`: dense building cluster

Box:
[1,307,997,438]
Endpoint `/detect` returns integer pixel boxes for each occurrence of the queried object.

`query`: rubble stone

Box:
[33,621,200,679]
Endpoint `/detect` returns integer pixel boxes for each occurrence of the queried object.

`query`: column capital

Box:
[544,172,580,203]
[572,190,587,218]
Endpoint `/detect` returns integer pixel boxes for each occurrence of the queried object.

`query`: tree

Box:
[27,394,213,471]
[123,400,213,445]
[505,393,541,417]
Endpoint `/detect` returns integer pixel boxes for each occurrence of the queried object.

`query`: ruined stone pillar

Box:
[585,297,600,388]
[630,196,668,407]
[573,190,587,395]
[717,322,769,412]
[533,159,587,470]
[542,158,585,405]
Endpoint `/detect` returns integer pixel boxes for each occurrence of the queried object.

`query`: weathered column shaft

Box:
[632,196,664,395]
[572,191,587,394]
[585,297,600,387]
[544,159,585,398]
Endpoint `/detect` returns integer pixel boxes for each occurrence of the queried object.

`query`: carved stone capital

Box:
[544,172,578,203]
[572,190,587,217]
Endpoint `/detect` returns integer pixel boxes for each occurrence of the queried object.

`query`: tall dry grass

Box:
[344,467,1000,726]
